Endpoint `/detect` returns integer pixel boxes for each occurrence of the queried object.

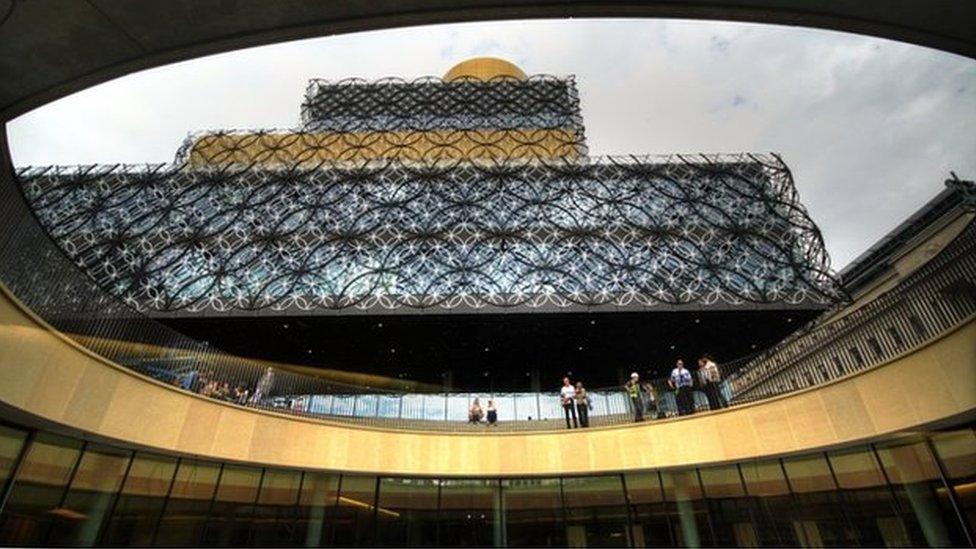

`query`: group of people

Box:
[625,356,727,422]
[466,357,727,428]
[468,398,499,426]
[172,366,276,407]
[169,356,727,428]
[559,378,592,428]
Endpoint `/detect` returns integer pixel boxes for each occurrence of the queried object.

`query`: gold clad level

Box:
[186,128,584,168]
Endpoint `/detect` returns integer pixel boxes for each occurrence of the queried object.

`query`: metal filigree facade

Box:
[14,72,842,315]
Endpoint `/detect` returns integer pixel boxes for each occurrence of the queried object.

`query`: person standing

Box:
[698,356,726,410]
[560,377,578,429]
[668,359,695,416]
[641,380,659,419]
[574,381,590,428]
[625,373,644,422]
[250,366,275,405]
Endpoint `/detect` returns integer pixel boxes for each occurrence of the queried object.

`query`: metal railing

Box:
[2,160,974,432]
[728,217,976,403]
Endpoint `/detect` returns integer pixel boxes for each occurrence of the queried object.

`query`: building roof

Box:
[443,57,528,81]
[838,180,973,293]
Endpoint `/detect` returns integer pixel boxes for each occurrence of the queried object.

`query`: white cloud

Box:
[6,18,975,269]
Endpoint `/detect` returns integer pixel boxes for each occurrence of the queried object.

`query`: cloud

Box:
[6,18,975,270]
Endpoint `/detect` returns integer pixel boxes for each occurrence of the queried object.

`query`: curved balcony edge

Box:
[1,280,974,477]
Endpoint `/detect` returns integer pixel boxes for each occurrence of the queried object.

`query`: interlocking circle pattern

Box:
[15,75,842,314]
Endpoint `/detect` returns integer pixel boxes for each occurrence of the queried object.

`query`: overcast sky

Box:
[7,18,975,270]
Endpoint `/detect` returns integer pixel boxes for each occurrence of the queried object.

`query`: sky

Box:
[7,18,975,270]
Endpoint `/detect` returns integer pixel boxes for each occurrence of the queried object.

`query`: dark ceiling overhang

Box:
[0,0,974,122]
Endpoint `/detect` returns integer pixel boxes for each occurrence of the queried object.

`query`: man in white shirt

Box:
[668,359,695,416]
[559,377,578,429]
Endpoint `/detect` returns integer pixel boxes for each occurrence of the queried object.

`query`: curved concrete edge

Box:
[1,281,974,476]
[1,2,974,122]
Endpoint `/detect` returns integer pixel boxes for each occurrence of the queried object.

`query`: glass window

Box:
[698,464,757,547]
[492,395,516,422]
[782,453,857,546]
[660,469,713,547]
[561,475,629,547]
[437,479,499,546]
[0,425,28,491]
[739,459,797,547]
[153,459,221,545]
[514,394,539,421]
[446,395,470,422]
[828,447,907,546]
[502,477,565,546]
[623,471,672,547]
[400,395,424,420]
[48,444,131,546]
[295,471,340,547]
[100,453,177,546]
[0,433,82,545]
[202,464,263,545]
[250,468,303,547]
[355,394,379,418]
[876,438,969,546]
[538,394,563,421]
[929,429,976,541]
[332,475,377,546]
[422,395,446,421]
[374,477,440,546]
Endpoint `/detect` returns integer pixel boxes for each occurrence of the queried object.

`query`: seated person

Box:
[486,400,498,426]
[468,398,484,423]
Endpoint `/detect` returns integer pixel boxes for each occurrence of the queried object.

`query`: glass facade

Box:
[0,422,973,547]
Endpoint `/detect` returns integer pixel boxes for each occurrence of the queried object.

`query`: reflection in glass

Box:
[251,468,302,546]
[660,469,712,546]
[828,447,908,546]
[503,478,565,546]
[739,459,798,545]
[375,477,439,546]
[0,433,82,545]
[877,438,970,546]
[332,475,377,546]
[0,425,973,546]
[781,453,856,546]
[562,475,629,546]
[48,445,131,546]
[623,471,672,547]
[202,464,263,545]
[930,429,976,538]
[438,479,500,546]
[295,471,340,547]
[0,425,27,492]
[698,464,756,546]
[99,453,177,546]
[153,459,221,545]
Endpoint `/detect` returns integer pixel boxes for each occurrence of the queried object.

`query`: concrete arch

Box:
[0,1,973,122]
